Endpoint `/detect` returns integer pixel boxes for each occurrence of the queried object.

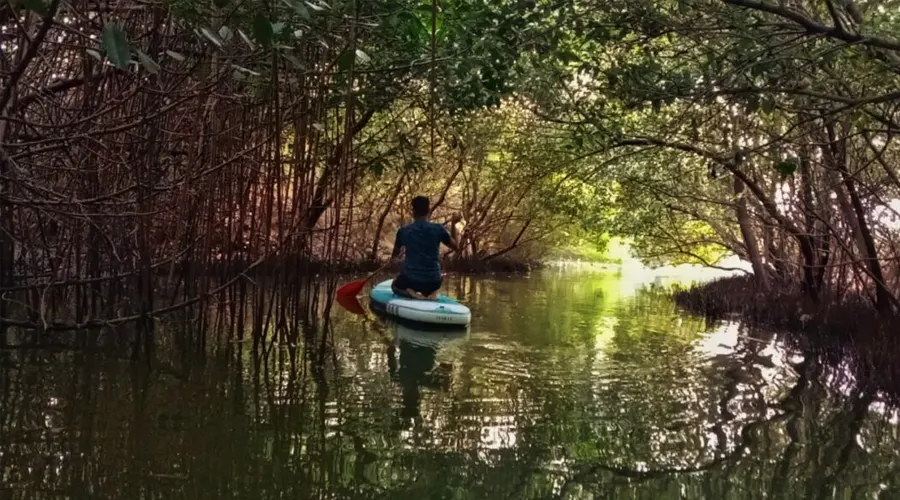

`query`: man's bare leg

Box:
[392,282,420,299]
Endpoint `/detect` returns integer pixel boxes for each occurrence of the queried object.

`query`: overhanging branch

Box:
[721,0,900,52]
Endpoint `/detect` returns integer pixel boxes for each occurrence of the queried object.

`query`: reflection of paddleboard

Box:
[370,279,471,327]
[392,321,468,350]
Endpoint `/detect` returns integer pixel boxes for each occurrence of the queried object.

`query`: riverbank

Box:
[674,275,900,399]
[672,275,885,338]
[188,255,542,280]
[333,256,541,274]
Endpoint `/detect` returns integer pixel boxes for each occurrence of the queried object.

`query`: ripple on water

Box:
[4,272,900,499]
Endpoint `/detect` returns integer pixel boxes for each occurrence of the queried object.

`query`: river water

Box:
[1,270,899,499]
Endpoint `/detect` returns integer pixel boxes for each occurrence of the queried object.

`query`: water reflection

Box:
[388,322,466,425]
[1,271,900,499]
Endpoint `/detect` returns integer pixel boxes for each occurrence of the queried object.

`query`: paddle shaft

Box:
[363,256,400,283]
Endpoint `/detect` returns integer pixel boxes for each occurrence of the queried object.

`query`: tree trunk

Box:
[431,145,465,213]
[370,173,405,260]
[304,107,377,232]
[733,176,769,289]
[826,123,895,313]
[485,219,532,261]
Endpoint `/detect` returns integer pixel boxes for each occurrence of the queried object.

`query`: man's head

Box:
[411,195,430,218]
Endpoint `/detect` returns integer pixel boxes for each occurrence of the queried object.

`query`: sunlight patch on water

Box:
[694,321,742,357]
[591,316,617,360]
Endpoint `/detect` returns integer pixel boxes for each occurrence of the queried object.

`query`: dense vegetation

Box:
[1,0,900,331]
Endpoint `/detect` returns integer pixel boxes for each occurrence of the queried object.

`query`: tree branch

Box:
[11,72,111,114]
[720,0,900,52]
[610,137,805,238]
[0,0,64,114]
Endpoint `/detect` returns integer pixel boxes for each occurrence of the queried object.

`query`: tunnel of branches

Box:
[2,0,900,345]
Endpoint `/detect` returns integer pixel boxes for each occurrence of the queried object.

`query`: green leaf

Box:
[271,22,286,34]
[199,27,224,47]
[282,0,311,19]
[746,94,760,113]
[213,0,229,7]
[606,70,618,87]
[136,50,160,75]
[238,30,256,50]
[232,64,261,76]
[355,49,370,64]
[404,155,424,172]
[312,123,325,132]
[281,53,304,68]
[252,13,274,47]
[337,50,355,71]
[85,49,104,62]
[101,23,131,70]
[218,25,234,43]
[305,1,326,11]
[774,159,797,178]
[397,11,425,39]
[165,50,186,61]
[369,158,385,176]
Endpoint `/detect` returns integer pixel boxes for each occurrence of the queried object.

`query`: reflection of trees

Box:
[1,272,900,498]
[548,331,900,499]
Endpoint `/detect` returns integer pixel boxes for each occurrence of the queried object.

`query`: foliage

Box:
[515,0,900,309]
[6,0,900,327]
[0,0,544,329]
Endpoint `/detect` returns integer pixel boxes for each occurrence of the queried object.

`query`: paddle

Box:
[336,255,401,298]
[335,294,367,315]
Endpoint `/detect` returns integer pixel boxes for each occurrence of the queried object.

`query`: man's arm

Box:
[441,214,462,252]
[391,229,403,259]
[447,222,460,252]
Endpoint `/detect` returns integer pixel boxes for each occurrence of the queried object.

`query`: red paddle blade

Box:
[336,279,366,298]
[336,294,367,315]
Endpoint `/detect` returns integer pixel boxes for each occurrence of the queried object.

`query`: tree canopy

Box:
[2,0,900,326]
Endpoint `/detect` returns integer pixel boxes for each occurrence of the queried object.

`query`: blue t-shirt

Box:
[395,220,452,282]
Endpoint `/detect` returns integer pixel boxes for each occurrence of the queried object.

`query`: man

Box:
[391,195,461,299]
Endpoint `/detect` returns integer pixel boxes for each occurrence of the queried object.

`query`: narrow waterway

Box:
[1,270,898,499]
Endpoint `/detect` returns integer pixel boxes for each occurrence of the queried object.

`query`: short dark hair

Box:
[411,195,430,217]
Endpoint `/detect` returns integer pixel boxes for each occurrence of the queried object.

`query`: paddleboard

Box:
[370,279,471,327]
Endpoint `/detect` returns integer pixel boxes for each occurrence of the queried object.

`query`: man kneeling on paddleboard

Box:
[390,195,461,299]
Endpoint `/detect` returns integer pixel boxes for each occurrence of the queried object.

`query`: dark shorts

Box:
[392,274,442,296]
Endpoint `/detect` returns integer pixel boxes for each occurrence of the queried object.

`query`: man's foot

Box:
[426,291,439,300]
[406,289,426,299]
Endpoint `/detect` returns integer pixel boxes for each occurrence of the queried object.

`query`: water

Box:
[2,271,899,499]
